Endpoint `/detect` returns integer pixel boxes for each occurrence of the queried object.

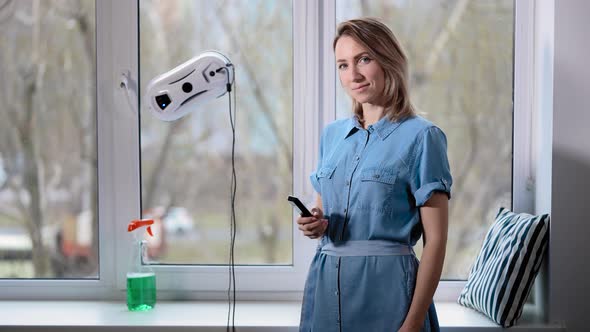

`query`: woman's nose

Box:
[350,65,364,82]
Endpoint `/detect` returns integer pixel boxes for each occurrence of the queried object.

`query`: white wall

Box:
[550,0,590,330]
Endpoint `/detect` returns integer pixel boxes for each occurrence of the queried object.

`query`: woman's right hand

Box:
[296,207,328,239]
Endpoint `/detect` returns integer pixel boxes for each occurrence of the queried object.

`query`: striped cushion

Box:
[457,207,550,327]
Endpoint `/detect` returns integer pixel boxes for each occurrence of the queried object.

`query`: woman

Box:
[297,18,452,332]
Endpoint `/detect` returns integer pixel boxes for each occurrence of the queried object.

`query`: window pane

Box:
[0,0,98,278]
[139,0,293,265]
[335,0,514,279]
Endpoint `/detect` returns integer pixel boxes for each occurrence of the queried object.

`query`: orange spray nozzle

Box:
[128,219,155,236]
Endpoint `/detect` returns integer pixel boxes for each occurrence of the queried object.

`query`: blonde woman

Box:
[297,18,452,332]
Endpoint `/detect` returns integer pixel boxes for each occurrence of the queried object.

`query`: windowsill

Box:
[0,300,564,331]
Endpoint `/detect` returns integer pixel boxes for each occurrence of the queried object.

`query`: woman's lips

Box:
[353,83,370,91]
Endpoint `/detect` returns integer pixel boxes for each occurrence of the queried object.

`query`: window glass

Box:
[0,0,98,278]
[139,0,293,265]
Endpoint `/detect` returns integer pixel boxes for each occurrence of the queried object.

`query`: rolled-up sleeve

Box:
[411,126,453,207]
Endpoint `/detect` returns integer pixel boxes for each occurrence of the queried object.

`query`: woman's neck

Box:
[361,103,386,129]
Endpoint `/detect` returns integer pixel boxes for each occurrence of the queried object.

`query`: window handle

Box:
[120,70,138,115]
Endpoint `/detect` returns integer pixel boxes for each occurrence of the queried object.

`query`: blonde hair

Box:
[333,17,416,123]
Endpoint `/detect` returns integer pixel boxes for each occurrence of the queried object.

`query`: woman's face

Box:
[335,35,386,105]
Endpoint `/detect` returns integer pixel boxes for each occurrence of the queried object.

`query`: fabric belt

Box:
[320,240,414,257]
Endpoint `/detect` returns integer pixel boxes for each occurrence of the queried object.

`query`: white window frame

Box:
[0,0,540,305]
[107,0,321,299]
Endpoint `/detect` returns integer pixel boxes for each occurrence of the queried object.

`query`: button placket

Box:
[340,164,355,239]
[339,136,369,241]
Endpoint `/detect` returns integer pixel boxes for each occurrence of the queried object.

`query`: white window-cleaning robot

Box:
[143,51,234,121]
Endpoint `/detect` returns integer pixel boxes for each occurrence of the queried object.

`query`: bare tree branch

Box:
[52,0,84,23]
[423,0,470,77]
[144,120,182,211]
[449,100,478,199]
[6,178,29,227]
[215,1,291,171]
[0,0,13,25]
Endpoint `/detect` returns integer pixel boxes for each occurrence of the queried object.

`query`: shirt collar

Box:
[344,116,363,139]
[344,115,405,140]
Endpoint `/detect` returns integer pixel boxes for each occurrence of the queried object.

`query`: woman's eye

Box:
[338,64,347,70]
[359,56,371,64]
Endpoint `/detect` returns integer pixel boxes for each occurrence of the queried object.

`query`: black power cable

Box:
[224,64,237,332]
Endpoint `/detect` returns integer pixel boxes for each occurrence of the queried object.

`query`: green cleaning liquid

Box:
[126,272,156,311]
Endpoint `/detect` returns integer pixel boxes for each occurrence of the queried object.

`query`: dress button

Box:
[373,174,380,179]
[344,208,347,213]
[335,290,340,296]
[355,155,360,160]
[345,180,350,186]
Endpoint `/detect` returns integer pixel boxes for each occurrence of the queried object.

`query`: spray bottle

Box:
[126,219,156,311]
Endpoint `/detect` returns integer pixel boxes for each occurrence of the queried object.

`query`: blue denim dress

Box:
[299,115,452,332]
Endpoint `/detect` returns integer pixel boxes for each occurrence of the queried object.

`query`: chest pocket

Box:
[317,166,337,212]
[360,167,397,185]
[317,165,336,179]
[358,167,398,215]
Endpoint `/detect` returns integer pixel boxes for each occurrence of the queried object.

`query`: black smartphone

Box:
[288,195,312,217]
